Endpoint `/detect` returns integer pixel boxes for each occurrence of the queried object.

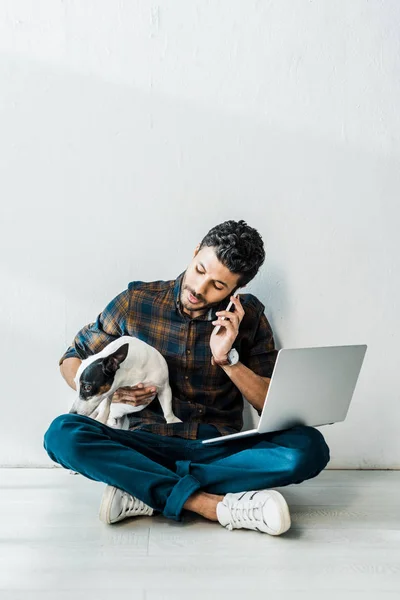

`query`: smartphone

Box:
[214,290,240,335]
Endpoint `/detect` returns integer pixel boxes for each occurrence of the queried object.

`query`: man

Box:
[44,220,330,535]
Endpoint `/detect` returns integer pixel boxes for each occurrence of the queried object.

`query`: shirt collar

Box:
[173,271,222,322]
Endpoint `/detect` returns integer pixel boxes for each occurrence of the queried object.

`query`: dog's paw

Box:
[165,416,183,424]
[94,413,108,425]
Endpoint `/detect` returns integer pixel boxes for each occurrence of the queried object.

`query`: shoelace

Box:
[121,492,150,516]
[226,500,264,530]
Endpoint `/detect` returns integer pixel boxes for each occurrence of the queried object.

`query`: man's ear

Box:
[193,244,201,258]
[102,343,129,377]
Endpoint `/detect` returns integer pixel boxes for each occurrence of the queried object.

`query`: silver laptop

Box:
[202,344,367,444]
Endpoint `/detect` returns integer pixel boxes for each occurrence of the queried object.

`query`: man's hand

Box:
[112,384,157,407]
[210,294,245,363]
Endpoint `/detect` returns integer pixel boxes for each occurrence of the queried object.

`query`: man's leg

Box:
[179,425,330,519]
[43,414,204,521]
[44,417,329,524]
[183,491,224,521]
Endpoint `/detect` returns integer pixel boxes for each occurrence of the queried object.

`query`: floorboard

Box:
[0,468,399,599]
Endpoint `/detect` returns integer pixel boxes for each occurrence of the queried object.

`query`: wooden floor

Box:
[0,469,399,599]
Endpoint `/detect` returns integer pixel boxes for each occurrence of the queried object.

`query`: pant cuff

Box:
[163,472,201,521]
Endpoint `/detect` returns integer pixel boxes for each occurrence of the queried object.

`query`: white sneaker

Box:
[99,485,155,524]
[216,489,291,535]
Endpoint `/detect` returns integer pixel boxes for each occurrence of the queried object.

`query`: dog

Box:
[69,335,182,429]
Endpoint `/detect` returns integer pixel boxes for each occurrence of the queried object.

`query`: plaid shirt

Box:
[60,272,278,439]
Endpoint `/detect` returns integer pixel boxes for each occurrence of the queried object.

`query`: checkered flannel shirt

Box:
[59,272,278,439]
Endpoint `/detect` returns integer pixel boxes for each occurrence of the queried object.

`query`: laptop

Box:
[202,344,367,444]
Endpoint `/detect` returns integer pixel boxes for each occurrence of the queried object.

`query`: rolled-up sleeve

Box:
[59,289,130,366]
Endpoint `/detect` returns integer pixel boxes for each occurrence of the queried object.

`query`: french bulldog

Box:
[69,335,182,429]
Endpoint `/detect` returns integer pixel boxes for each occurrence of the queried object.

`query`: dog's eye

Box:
[83,384,92,392]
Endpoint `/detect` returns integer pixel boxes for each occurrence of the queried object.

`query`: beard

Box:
[180,271,231,313]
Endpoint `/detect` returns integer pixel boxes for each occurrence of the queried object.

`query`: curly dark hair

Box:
[199,220,265,287]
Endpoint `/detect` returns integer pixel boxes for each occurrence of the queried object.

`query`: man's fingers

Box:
[118,383,146,391]
[121,399,149,407]
[116,384,156,394]
[118,384,143,391]
[136,387,157,398]
[113,396,153,406]
[113,386,157,404]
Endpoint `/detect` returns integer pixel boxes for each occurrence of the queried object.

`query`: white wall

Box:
[1,1,399,468]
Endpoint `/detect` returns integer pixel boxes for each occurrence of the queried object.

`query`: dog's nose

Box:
[69,407,77,414]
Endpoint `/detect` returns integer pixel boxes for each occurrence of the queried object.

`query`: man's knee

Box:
[43,413,93,463]
[287,426,330,478]
[302,425,329,455]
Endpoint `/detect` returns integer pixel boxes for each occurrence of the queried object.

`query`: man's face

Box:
[180,246,241,315]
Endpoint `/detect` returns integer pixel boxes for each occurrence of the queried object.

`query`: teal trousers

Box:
[44,414,330,521]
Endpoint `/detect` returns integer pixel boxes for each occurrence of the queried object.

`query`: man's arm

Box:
[210,295,278,415]
[59,288,130,385]
[60,357,82,391]
[219,362,270,413]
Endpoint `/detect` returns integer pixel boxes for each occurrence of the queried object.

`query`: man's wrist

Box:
[211,348,239,367]
[211,354,230,366]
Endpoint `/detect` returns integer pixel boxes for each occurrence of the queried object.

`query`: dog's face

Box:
[70,343,129,417]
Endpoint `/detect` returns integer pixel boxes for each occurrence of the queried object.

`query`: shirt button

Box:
[185,376,189,380]
[187,350,191,354]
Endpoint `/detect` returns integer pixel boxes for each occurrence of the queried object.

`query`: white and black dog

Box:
[69,336,182,429]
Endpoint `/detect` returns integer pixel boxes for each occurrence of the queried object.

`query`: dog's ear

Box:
[102,343,129,377]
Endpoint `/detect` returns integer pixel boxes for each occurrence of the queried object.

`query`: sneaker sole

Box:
[99,485,155,524]
[99,485,117,524]
[266,490,291,536]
